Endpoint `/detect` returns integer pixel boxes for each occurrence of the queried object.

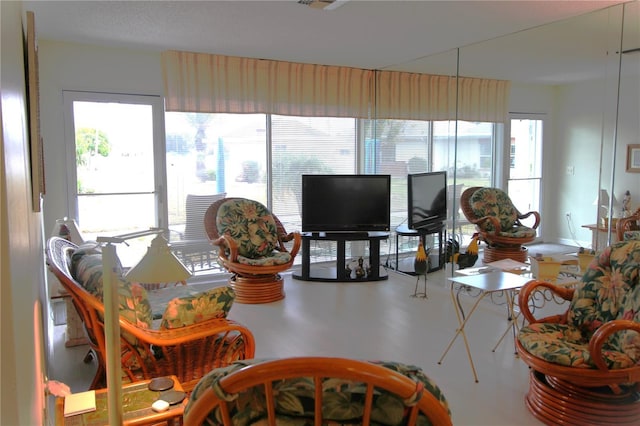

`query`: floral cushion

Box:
[186,359,450,426]
[72,250,154,372]
[237,251,292,267]
[469,187,517,232]
[518,240,640,370]
[623,230,640,241]
[72,252,153,329]
[216,199,279,258]
[518,323,637,369]
[160,286,236,329]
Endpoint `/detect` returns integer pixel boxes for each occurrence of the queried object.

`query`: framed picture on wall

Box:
[26,11,45,212]
[627,144,640,173]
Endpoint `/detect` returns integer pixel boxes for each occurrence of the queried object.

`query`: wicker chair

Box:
[516,240,640,425]
[616,207,640,241]
[460,186,540,263]
[170,192,227,273]
[46,236,256,393]
[204,197,301,304]
[183,357,452,426]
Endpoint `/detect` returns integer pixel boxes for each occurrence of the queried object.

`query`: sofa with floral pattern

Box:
[183,358,452,426]
[47,236,256,392]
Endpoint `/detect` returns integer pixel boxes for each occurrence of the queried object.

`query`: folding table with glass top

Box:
[437,270,533,382]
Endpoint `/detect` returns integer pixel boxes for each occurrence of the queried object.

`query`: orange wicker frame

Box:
[46,237,256,393]
[183,357,452,426]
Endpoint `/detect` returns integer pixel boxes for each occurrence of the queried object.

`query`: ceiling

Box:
[23,1,637,85]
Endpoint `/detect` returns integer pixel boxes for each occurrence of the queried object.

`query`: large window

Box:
[65,99,505,276]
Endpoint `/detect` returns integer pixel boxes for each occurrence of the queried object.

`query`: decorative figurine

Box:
[622,190,631,217]
[412,240,430,298]
[355,257,366,279]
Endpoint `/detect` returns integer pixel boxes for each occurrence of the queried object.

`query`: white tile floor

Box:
[48,245,579,425]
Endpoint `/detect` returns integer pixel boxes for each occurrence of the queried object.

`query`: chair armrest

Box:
[589,319,640,377]
[281,232,302,258]
[516,210,541,230]
[518,280,574,324]
[470,215,502,234]
[119,317,255,348]
[211,235,240,262]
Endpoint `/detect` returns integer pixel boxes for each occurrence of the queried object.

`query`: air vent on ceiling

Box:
[298,0,349,11]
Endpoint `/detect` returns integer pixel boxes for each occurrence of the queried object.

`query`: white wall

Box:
[1,1,48,424]
[39,40,164,236]
[552,72,639,248]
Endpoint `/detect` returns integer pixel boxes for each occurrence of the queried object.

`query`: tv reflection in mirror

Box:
[301,174,391,235]
[408,171,447,231]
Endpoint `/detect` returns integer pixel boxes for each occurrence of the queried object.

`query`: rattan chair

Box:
[204,197,301,304]
[46,236,256,393]
[516,240,640,425]
[183,357,452,426]
[617,207,640,241]
[460,186,540,263]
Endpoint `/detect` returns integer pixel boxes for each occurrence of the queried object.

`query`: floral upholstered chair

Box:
[204,197,301,304]
[617,207,640,241]
[183,357,452,426]
[460,186,540,262]
[516,240,640,425]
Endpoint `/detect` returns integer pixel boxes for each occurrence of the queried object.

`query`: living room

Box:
[2,1,639,425]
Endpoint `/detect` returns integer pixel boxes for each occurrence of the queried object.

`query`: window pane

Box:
[73,101,155,194]
[450,121,494,187]
[364,119,432,228]
[165,112,268,230]
[510,119,542,179]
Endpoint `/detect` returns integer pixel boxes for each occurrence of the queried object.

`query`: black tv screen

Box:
[408,171,447,230]
[301,174,391,233]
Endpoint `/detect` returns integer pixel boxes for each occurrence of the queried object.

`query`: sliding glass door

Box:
[63,91,166,264]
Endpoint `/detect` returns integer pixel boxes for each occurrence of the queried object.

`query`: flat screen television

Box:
[408,171,447,230]
[301,174,391,233]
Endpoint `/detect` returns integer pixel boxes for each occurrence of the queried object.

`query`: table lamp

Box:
[97,228,191,425]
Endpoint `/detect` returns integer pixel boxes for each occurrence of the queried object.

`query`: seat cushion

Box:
[498,225,537,239]
[216,199,279,258]
[469,188,517,232]
[518,323,638,369]
[237,251,292,267]
[186,359,450,426]
[160,286,236,329]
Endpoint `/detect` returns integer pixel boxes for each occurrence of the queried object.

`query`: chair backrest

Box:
[468,187,517,232]
[567,241,640,350]
[211,198,280,258]
[447,183,464,217]
[183,357,452,426]
[183,193,227,240]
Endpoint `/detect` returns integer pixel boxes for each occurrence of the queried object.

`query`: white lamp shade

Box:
[124,235,192,283]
